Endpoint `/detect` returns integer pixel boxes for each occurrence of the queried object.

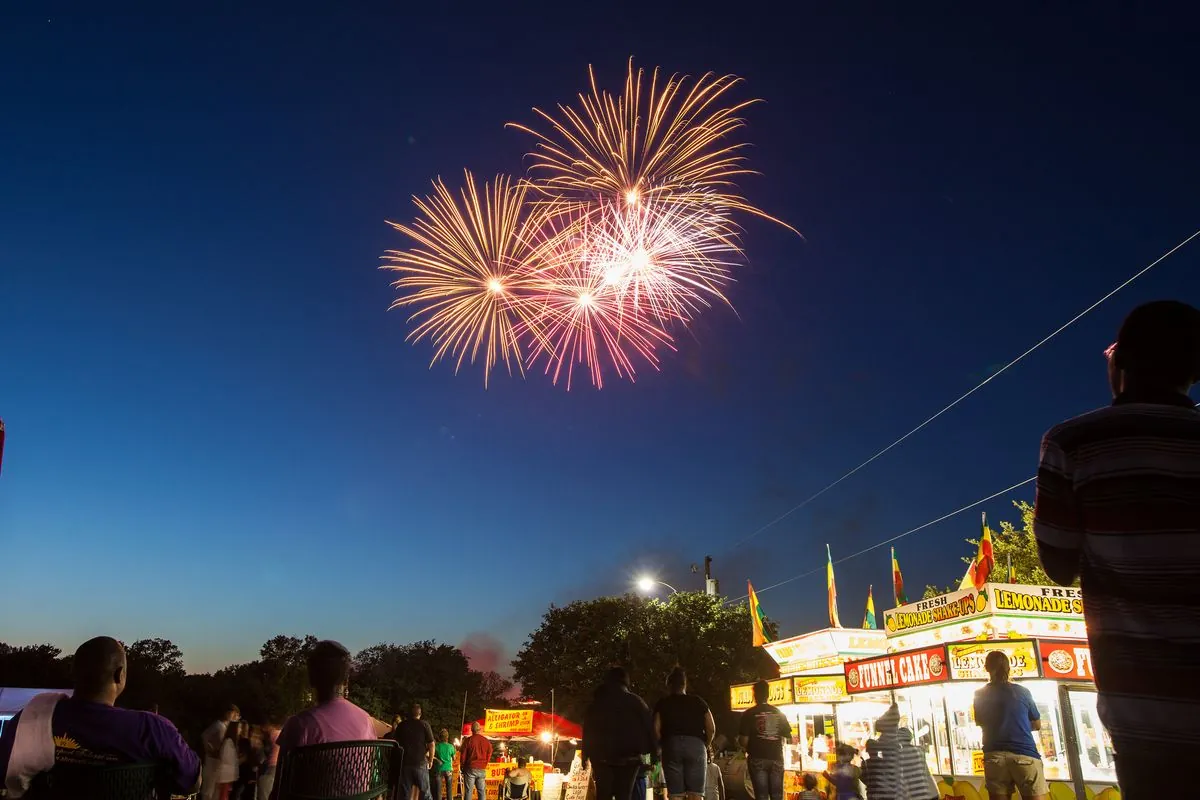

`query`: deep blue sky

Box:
[2,3,1199,675]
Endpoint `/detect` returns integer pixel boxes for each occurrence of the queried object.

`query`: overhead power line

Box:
[731,228,1200,550]
[729,475,1037,603]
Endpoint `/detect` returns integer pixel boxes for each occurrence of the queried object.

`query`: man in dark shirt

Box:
[736,681,792,800]
[1035,300,1200,800]
[0,636,201,797]
[390,703,435,800]
[973,652,1046,800]
[582,667,656,800]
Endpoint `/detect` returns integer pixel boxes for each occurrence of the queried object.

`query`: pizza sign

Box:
[1038,640,1094,681]
[844,646,948,694]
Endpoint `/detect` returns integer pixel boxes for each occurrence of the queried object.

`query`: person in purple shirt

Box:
[0,636,201,795]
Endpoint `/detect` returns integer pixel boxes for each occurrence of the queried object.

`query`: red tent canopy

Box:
[462,710,582,740]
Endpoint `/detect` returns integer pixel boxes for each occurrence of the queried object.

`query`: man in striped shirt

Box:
[1034,300,1200,800]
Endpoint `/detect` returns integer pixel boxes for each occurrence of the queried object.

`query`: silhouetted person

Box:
[391,702,435,800]
[736,681,791,800]
[0,636,200,797]
[460,721,493,800]
[583,667,656,800]
[1035,300,1200,800]
[271,640,377,800]
[434,728,456,800]
[653,667,715,800]
[974,651,1046,800]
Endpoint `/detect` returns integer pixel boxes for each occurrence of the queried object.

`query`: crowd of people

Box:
[2,299,1199,800]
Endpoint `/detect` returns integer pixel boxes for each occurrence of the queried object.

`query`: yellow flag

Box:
[748,581,769,647]
[826,544,842,628]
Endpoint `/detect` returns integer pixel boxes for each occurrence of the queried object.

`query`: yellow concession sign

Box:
[946,640,1039,680]
[792,675,848,703]
[730,678,793,710]
[883,583,1084,638]
[484,709,534,735]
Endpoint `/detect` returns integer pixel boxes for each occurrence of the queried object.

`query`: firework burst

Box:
[382,171,540,386]
[383,60,793,389]
[508,58,795,234]
[520,208,676,389]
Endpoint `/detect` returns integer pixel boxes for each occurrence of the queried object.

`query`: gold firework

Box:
[382,171,541,386]
[508,58,796,233]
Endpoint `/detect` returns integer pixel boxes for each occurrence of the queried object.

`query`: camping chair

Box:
[274,740,400,800]
[26,762,173,800]
[499,778,530,800]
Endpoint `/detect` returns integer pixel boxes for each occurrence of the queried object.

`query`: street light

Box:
[636,576,678,595]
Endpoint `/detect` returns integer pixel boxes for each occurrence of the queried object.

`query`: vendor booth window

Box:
[944,682,983,776]
[1067,688,1117,784]
[1026,681,1071,781]
[895,686,951,776]
[792,710,834,772]
[835,699,891,754]
[944,681,1072,782]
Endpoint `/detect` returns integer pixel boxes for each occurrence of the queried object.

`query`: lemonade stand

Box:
[727,628,889,797]
[840,583,1120,800]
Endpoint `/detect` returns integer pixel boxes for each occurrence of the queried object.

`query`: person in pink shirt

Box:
[270,640,377,800]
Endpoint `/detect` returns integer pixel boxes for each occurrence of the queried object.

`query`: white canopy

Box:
[0,687,72,718]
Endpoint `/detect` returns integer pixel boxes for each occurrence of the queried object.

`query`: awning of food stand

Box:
[463,709,582,740]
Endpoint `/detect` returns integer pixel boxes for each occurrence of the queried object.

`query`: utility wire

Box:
[729,475,1037,603]
[731,228,1200,550]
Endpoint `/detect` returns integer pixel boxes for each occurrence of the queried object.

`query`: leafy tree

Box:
[127,638,185,677]
[351,641,513,734]
[921,501,1079,599]
[260,635,319,667]
[0,644,71,689]
[512,593,777,734]
[121,638,186,712]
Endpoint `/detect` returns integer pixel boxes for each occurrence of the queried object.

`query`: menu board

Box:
[730,677,794,710]
[1038,640,1095,681]
[793,675,849,703]
[947,640,1039,680]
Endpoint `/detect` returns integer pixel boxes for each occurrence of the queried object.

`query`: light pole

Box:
[636,576,679,595]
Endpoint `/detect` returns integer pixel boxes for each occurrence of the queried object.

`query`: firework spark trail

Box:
[382,171,541,387]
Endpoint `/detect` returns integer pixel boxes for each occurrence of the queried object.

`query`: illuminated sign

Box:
[792,675,848,703]
[484,709,534,735]
[991,586,1084,616]
[764,629,887,671]
[844,646,948,694]
[730,678,794,710]
[884,589,985,635]
[1038,640,1094,681]
[883,584,1085,638]
[947,640,1039,680]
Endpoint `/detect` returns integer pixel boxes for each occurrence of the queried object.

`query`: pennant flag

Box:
[959,512,996,591]
[891,547,908,606]
[1007,553,1016,584]
[958,559,974,591]
[863,585,877,629]
[826,544,842,628]
[748,581,770,647]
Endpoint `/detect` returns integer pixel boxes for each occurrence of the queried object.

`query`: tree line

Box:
[2,596,775,746]
[0,635,512,750]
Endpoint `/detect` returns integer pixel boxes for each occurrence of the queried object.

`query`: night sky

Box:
[2,3,1199,675]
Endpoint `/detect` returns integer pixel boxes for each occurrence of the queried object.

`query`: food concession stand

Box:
[727,628,889,796]
[840,583,1121,800]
